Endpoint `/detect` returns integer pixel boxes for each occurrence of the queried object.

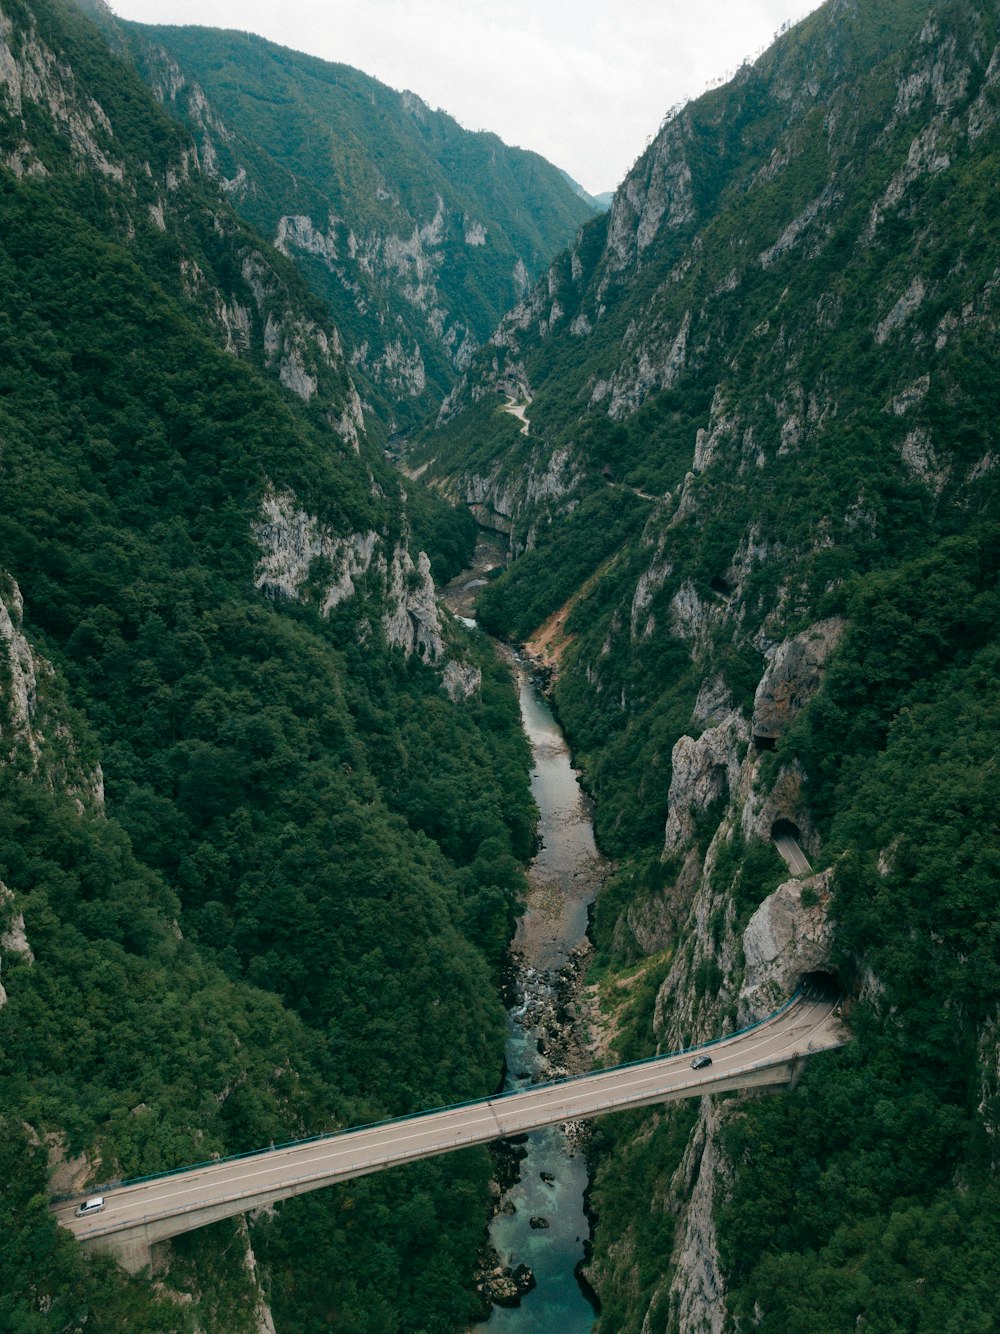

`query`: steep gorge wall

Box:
[429,0,1000,1328]
[105,17,595,433]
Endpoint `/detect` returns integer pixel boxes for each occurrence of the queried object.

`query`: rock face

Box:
[978,1012,1000,1158]
[0,0,124,180]
[121,21,594,429]
[252,487,480,698]
[241,1220,278,1334]
[0,3,367,448]
[0,574,43,768]
[0,879,33,1009]
[614,620,846,1330]
[664,1101,728,1334]
[751,618,845,744]
[0,577,115,1010]
[383,548,445,663]
[0,882,32,962]
[738,869,836,1024]
[0,575,104,807]
[663,711,749,856]
[252,487,379,605]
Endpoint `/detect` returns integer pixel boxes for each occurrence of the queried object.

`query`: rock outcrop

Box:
[751,618,845,744]
[0,575,105,808]
[738,869,836,1024]
[252,487,480,697]
[664,1101,728,1334]
[252,487,379,606]
[0,574,44,769]
[0,879,33,1009]
[663,711,749,856]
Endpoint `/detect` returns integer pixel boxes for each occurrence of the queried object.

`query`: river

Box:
[441,543,607,1331]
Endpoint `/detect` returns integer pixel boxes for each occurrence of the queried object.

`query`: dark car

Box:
[690,1054,713,1070]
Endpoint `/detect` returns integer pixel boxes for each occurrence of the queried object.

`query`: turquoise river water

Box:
[471,658,606,1333]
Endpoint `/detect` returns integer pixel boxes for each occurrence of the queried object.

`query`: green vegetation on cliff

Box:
[107,15,595,433]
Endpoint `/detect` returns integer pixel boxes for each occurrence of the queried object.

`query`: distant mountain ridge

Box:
[560,168,614,211]
[100,17,596,434]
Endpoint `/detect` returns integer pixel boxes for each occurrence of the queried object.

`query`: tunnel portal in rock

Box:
[771,817,802,842]
[799,970,841,1001]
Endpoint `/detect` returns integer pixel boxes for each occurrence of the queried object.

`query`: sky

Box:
[106,0,825,196]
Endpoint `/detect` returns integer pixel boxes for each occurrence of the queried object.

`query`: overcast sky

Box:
[106,0,824,195]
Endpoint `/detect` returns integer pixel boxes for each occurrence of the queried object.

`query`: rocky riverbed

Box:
[470,662,607,1331]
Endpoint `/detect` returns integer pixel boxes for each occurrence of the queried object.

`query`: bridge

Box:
[52,992,847,1272]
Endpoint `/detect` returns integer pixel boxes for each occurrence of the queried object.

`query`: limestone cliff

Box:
[111,20,595,432]
[429,0,1000,1326]
[252,486,480,699]
[0,0,366,455]
[641,605,848,1317]
[0,573,113,1007]
[0,574,104,809]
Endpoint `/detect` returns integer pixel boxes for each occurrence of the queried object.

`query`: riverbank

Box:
[440,534,610,1330]
[473,661,607,1330]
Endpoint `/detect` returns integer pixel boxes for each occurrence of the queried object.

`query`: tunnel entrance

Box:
[771,819,812,876]
[771,818,801,841]
[799,970,841,1001]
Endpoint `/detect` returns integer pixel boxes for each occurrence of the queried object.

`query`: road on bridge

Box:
[55,994,846,1257]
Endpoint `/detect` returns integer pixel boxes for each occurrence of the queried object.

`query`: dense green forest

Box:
[0,1,536,1328]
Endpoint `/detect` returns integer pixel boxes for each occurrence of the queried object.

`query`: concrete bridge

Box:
[52,992,847,1273]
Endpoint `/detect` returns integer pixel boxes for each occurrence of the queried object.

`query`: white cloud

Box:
[108,0,824,194]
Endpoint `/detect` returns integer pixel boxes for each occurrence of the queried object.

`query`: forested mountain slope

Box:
[84,2,596,435]
[0,1,534,1329]
[418,0,1000,1328]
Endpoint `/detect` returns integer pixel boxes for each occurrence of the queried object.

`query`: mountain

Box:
[561,168,614,211]
[416,0,1000,1326]
[87,11,597,435]
[0,1,534,1328]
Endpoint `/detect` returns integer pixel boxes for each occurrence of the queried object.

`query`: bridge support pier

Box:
[787,1056,808,1091]
[84,1227,153,1275]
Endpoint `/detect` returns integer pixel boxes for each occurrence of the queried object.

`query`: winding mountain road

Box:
[502,397,531,435]
[53,994,847,1271]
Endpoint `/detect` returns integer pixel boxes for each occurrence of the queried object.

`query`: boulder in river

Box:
[513,1264,537,1295]
[529,1215,550,1229]
[484,1271,521,1308]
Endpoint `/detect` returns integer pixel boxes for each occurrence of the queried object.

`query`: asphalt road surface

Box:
[773,831,813,877]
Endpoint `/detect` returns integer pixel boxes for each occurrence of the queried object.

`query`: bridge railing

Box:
[55,991,807,1204]
[68,1043,825,1245]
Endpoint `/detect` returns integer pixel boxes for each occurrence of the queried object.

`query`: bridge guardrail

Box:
[68,1031,848,1245]
[58,991,810,1205]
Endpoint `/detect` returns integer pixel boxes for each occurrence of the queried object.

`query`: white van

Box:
[75,1195,105,1216]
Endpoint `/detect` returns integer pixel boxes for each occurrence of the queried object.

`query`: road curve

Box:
[502,397,531,435]
[54,995,847,1253]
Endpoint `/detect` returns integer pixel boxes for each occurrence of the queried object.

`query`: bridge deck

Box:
[53,995,847,1268]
